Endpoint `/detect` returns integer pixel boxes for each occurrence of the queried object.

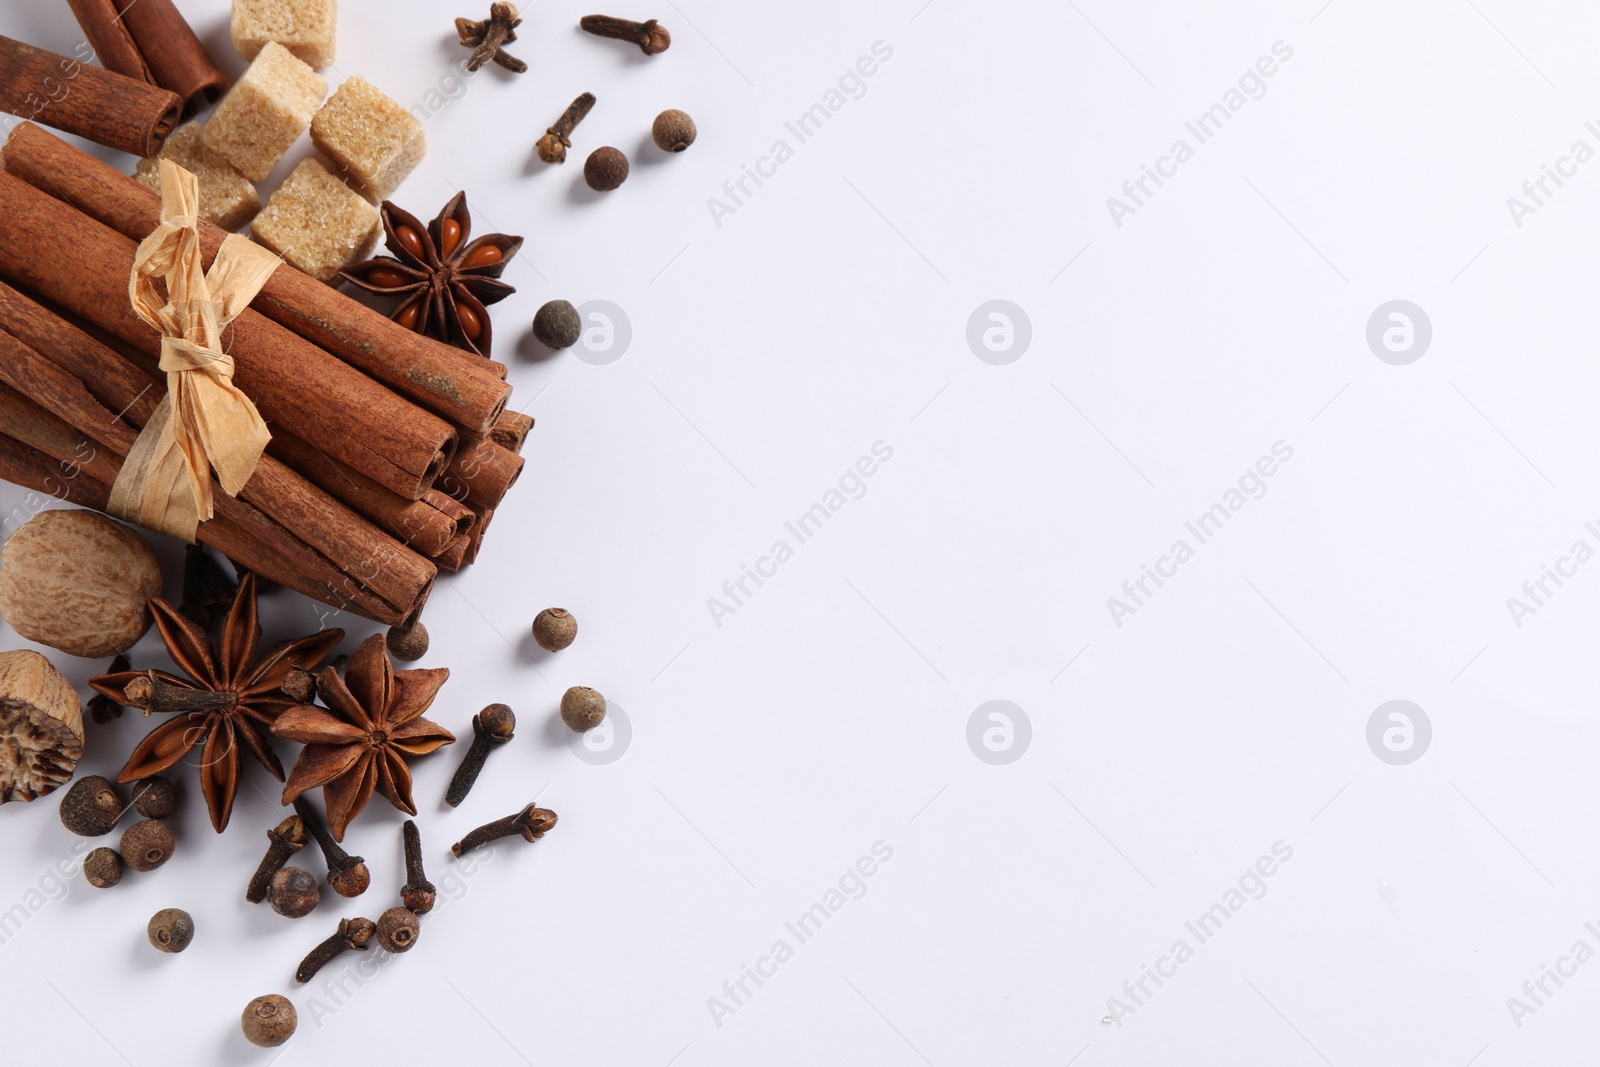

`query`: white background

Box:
[0,0,1596,1063]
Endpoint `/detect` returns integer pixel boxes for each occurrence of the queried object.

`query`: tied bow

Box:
[108,160,277,541]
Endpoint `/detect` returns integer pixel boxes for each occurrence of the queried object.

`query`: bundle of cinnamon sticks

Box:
[0,123,532,628]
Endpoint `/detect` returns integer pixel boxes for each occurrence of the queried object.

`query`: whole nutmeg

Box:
[0,650,83,805]
[133,776,177,819]
[532,608,577,651]
[376,906,420,953]
[83,847,123,888]
[59,774,122,836]
[268,867,321,918]
[584,147,629,191]
[242,994,297,1048]
[121,819,174,872]
[532,301,581,349]
[386,622,429,662]
[0,509,161,657]
[652,109,697,152]
[560,686,606,732]
[147,907,194,953]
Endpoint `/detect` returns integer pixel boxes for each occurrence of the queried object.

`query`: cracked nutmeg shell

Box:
[0,510,161,657]
[0,651,83,805]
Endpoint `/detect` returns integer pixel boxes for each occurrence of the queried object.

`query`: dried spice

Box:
[293,796,370,897]
[147,907,193,952]
[584,147,629,191]
[133,775,177,819]
[385,621,428,662]
[652,109,696,152]
[83,847,123,888]
[532,607,577,650]
[376,906,419,953]
[58,775,123,836]
[537,92,596,164]
[275,634,455,841]
[532,302,581,350]
[445,703,515,807]
[296,916,375,983]
[580,14,670,55]
[401,820,436,914]
[342,193,521,358]
[242,994,297,1047]
[561,686,607,732]
[179,543,238,630]
[121,819,174,871]
[89,573,344,833]
[0,650,83,804]
[452,802,557,856]
[246,815,306,903]
[457,3,527,73]
[269,866,321,918]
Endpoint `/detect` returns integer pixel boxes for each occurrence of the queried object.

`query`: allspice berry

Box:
[83,847,123,888]
[120,819,174,872]
[652,109,697,152]
[584,147,629,191]
[133,776,177,819]
[386,622,429,662]
[59,774,122,836]
[268,867,321,918]
[532,608,577,651]
[533,301,582,349]
[147,907,193,953]
[242,994,297,1048]
[376,906,420,953]
[560,686,606,732]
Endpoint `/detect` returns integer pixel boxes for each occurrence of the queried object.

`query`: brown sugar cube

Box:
[250,159,379,282]
[231,0,338,69]
[135,123,261,232]
[311,77,426,203]
[202,42,327,182]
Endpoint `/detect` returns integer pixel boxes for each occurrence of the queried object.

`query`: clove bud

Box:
[452,802,557,856]
[246,815,307,903]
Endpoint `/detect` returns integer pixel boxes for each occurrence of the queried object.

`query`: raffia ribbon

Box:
[108,160,278,541]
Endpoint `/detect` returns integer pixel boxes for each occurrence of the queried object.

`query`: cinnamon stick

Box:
[267,432,463,558]
[0,38,179,157]
[0,380,123,487]
[0,169,456,501]
[437,433,525,510]
[490,410,534,454]
[65,0,153,83]
[113,0,227,116]
[435,534,470,574]
[0,279,436,621]
[2,124,513,433]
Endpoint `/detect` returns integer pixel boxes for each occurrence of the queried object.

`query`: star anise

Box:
[341,193,521,358]
[89,573,344,833]
[273,633,455,841]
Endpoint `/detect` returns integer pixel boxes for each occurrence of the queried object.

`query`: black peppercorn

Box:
[532,607,577,650]
[59,775,123,837]
[121,819,174,872]
[376,906,420,953]
[652,109,696,152]
[532,301,582,349]
[386,622,429,662]
[133,776,177,819]
[242,994,297,1047]
[561,686,607,732]
[269,867,321,918]
[83,847,123,888]
[584,147,629,191]
[147,908,194,953]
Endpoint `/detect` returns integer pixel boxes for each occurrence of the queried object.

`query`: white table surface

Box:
[1,0,1596,1063]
